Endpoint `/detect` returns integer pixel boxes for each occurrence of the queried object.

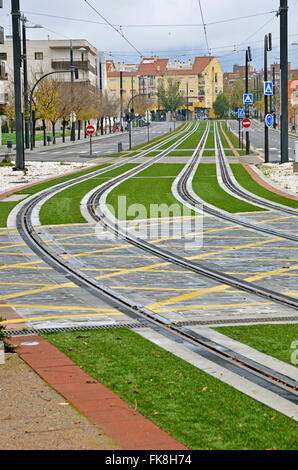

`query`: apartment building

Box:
[0,38,100,111]
[106,55,223,119]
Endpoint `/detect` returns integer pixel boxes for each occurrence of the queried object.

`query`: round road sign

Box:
[86,125,95,135]
[242,118,251,129]
[265,114,273,128]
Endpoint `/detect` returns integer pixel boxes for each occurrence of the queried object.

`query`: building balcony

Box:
[51,59,97,76]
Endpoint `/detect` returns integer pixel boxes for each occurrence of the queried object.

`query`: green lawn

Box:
[43,328,298,450]
[192,164,265,213]
[39,163,139,226]
[106,163,188,220]
[231,164,298,209]
[214,324,298,366]
[0,164,112,228]
[176,122,207,149]
[205,121,215,149]
[1,131,71,146]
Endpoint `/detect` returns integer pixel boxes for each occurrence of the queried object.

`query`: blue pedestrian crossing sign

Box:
[264,81,273,95]
[243,93,253,105]
[238,108,246,119]
[265,114,273,128]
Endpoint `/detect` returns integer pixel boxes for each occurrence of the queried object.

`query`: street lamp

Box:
[21,16,43,149]
[30,68,79,151]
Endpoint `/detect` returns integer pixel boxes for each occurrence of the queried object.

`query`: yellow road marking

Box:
[155,301,271,312]
[0,260,44,270]
[146,262,298,309]
[0,310,122,325]
[0,282,76,301]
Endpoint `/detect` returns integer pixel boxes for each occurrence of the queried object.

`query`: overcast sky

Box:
[1,0,298,71]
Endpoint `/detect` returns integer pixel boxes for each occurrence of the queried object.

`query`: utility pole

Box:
[11,0,25,170]
[264,33,272,163]
[272,66,277,129]
[120,70,123,131]
[21,16,30,150]
[279,0,288,163]
[245,47,252,155]
[70,39,76,142]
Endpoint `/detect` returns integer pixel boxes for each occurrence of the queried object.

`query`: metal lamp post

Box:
[245,46,252,155]
[21,16,43,149]
[30,69,79,151]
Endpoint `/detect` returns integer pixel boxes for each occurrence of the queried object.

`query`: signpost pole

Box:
[90,134,92,156]
[238,118,241,148]
[264,35,269,163]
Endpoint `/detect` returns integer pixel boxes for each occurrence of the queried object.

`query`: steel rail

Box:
[13,122,298,407]
[215,122,298,216]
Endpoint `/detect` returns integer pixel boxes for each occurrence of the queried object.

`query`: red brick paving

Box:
[220,122,298,202]
[11,335,188,450]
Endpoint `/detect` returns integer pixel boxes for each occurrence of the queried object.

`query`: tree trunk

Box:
[84,121,87,139]
[96,118,100,136]
[78,120,81,140]
[62,120,66,143]
[100,117,104,135]
[42,120,46,146]
[52,121,56,144]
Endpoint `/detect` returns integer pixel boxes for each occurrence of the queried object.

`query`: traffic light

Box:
[124,109,130,121]
[130,108,135,120]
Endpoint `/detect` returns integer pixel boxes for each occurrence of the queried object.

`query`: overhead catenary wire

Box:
[196,0,211,56]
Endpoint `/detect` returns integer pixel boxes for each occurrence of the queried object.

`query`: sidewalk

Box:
[0,352,121,450]
[0,129,129,158]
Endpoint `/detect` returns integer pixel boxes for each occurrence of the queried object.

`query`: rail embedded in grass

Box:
[214,323,298,367]
[43,327,298,450]
[192,163,264,213]
[230,164,298,210]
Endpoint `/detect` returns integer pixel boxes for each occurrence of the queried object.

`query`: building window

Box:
[35,52,43,60]
[110,79,116,84]
[189,88,194,93]
[0,53,7,60]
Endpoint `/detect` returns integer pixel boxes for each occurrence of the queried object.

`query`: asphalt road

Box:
[24,122,173,162]
[229,119,297,162]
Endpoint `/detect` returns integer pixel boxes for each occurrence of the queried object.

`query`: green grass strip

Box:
[192,164,265,213]
[132,123,186,150]
[43,328,298,450]
[231,164,298,209]
[205,121,215,149]
[106,163,191,220]
[0,164,111,228]
[202,150,215,157]
[39,163,139,226]
[176,122,207,150]
[214,324,298,367]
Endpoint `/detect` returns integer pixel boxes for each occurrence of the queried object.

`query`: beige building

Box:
[106,55,223,119]
[0,38,100,111]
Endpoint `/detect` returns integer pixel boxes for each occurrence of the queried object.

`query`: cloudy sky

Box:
[1,0,298,71]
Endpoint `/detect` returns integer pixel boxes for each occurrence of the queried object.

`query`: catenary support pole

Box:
[280,0,288,163]
[11,0,25,170]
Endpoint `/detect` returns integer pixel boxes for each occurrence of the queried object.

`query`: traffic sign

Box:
[243,94,253,105]
[238,108,246,119]
[86,125,95,135]
[264,81,273,95]
[265,114,273,128]
[242,118,251,129]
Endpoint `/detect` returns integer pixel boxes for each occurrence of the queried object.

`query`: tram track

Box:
[9,121,298,412]
[215,122,298,216]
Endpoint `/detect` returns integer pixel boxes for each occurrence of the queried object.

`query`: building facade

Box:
[0,38,100,111]
[106,56,223,119]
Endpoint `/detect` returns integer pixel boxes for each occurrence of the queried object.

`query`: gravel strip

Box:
[259,163,298,194]
[0,161,94,195]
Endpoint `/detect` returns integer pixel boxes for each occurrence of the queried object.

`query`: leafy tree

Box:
[224,79,245,111]
[213,92,230,118]
[156,78,185,123]
[34,78,61,146]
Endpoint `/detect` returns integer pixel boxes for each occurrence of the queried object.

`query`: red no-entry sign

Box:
[242,118,251,129]
[86,125,95,135]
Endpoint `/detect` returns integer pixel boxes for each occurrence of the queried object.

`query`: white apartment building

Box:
[0,38,100,109]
